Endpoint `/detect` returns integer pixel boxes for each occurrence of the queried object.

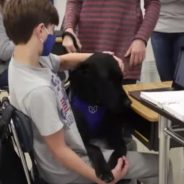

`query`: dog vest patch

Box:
[71,96,106,134]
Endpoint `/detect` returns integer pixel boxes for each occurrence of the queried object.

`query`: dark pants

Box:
[151,31,184,81]
[0,69,8,89]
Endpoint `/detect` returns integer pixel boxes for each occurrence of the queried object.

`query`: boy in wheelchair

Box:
[1,0,169,183]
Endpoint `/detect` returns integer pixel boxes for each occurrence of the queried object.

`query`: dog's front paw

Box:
[97,170,114,183]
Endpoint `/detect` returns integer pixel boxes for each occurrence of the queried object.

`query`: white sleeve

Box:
[49,54,60,72]
[40,54,61,73]
[24,86,63,136]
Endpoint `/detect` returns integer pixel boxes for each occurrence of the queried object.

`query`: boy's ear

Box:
[34,23,45,40]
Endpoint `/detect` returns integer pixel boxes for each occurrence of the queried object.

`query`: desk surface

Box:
[123,81,172,122]
[0,90,8,99]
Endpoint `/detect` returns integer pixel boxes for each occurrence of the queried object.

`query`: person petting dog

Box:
[4,0,172,184]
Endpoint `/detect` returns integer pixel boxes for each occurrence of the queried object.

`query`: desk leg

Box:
[159,116,170,184]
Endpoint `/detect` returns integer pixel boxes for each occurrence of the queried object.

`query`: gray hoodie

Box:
[154,0,184,32]
[0,12,14,73]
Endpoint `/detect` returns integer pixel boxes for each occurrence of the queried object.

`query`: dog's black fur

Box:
[69,53,132,183]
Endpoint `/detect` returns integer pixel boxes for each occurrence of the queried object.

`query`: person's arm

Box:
[44,129,129,184]
[44,130,102,183]
[62,0,83,52]
[63,0,82,31]
[62,27,82,53]
[25,87,101,182]
[134,0,160,43]
[125,0,160,67]
[0,13,14,61]
[59,53,93,70]
[59,52,124,72]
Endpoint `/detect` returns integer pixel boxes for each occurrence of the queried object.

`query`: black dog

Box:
[69,53,132,183]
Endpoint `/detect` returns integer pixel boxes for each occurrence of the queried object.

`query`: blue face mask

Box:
[41,31,56,56]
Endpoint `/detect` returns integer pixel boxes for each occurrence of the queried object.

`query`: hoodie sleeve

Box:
[0,13,14,62]
[63,0,83,31]
[134,0,160,43]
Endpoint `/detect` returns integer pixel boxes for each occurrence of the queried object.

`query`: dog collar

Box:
[71,96,106,134]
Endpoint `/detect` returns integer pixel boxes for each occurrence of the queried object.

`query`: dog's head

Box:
[70,53,131,114]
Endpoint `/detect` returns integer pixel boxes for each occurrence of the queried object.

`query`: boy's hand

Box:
[98,157,129,184]
[124,39,146,67]
[103,51,124,73]
[62,28,82,53]
[111,156,129,183]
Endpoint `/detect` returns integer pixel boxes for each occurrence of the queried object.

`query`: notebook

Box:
[140,90,184,121]
[140,90,184,108]
[163,102,184,122]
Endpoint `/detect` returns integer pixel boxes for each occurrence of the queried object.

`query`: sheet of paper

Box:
[140,90,184,109]
[163,102,184,122]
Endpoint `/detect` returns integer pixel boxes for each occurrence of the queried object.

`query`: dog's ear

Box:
[70,59,99,104]
[104,54,124,82]
[79,62,90,75]
[70,61,89,77]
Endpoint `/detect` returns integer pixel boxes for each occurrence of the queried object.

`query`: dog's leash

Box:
[62,31,80,53]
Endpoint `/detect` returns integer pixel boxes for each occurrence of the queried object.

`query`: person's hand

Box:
[124,39,146,67]
[97,157,128,184]
[62,28,82,53]
[103,51,124,73]
[111,156,129,183]
[113,55,124,73]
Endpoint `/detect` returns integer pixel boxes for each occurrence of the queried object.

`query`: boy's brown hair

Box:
[3,0,59,44]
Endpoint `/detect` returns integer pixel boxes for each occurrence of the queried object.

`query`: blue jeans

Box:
[151,32,184,81]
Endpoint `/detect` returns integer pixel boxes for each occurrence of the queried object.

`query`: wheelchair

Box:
[0,97,48,184]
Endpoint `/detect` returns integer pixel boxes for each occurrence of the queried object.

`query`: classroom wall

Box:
[54,0,66,30]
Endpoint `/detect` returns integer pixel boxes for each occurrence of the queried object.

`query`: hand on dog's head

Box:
[70,53,131,114]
